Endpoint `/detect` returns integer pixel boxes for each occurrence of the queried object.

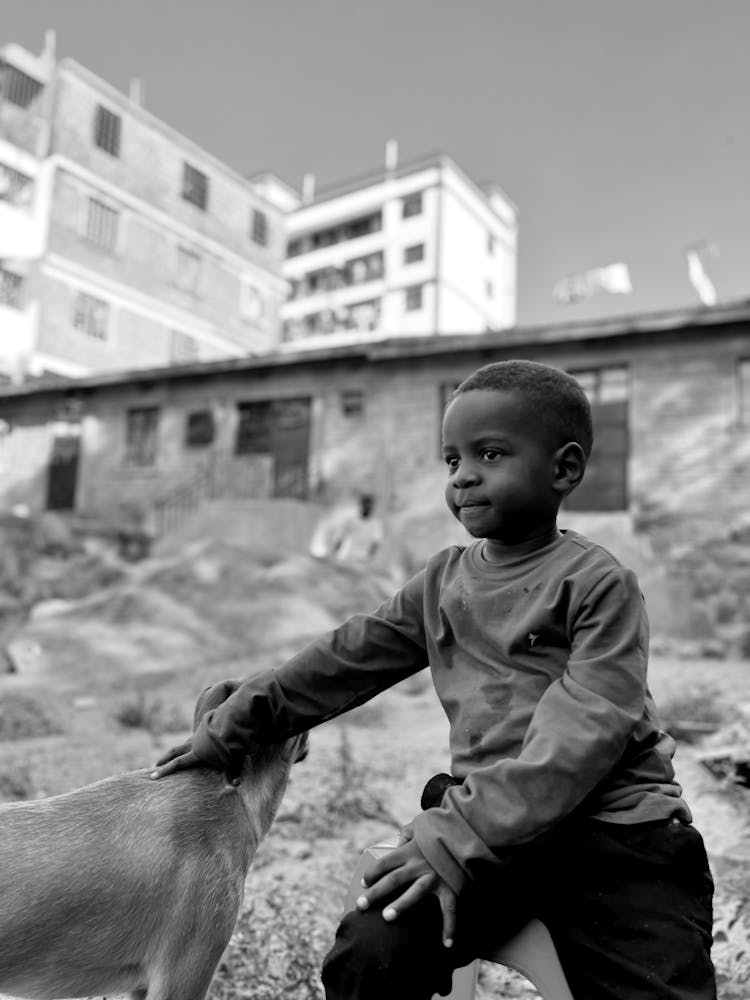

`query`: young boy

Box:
[152,360,716,1000]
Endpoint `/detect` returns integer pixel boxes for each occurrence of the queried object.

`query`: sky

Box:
[4,0,750,327]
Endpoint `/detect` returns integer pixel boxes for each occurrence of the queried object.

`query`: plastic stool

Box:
[345,840,575,1000]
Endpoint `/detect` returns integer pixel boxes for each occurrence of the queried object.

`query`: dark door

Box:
[270,397,311,499]
[235,397,311,499]
[46,434,80,510]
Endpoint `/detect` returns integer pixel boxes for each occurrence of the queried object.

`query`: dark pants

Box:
[322,816,716,1000]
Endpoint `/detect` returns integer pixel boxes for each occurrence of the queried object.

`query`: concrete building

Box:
[0,34,287,380]
[0,301,748,561]
[279,151,518,349]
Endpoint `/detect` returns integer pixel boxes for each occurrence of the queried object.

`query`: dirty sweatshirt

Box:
[191,529,691,895]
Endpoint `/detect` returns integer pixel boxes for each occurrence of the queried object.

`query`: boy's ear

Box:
[552,442,587,495]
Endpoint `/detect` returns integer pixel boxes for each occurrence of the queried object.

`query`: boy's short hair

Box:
[453,360,594,458]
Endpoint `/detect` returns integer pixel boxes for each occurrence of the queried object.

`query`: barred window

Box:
[125,407,159,466]
[93,105,121,157]
[170,330,199,364]
[72,291,109,340]
[85,198,119,251]
[251,209,269,246]
[182,163,208,210]
[0,163,33,206]
[0,268,23,309]
[1,64,42,108]
[340,389,365,418]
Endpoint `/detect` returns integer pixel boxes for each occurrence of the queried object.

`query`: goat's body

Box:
[0,736,303,1000]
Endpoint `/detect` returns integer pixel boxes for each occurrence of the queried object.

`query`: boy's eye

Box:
[444,455,460,471]
[480,448,503,461]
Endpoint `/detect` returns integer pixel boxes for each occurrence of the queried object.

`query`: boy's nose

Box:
[451,463,481,487]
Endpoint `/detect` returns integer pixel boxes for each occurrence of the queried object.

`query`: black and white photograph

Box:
[1,3,749,998]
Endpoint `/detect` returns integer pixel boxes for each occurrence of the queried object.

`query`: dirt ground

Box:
[1,507,749,999]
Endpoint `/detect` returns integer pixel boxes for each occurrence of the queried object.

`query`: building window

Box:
[185,409,215,447]
[72,291,109,340]
[569,366,629,403]
[85,198,119,251]
[125,407,159,466]
[737,359,750,427]
[0,268,23,309]
[1,65,42,108]
[287,211,382,256]
[405,284,423,311]
[402,192,423,218]
[341,389,365,418]
[235,400,272,454]
[93,105,121,157]
[404,243,424,265]
[181,163,208,210]
[175,246,202,292]
[0,163,33,207]
[250,209,269,246]
[170,330,199,364]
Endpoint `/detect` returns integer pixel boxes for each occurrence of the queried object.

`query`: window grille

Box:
[568,366,629,403]
[0,268,23,309]
[235,401,273,454]
[93,105,121,156]
[0,163,33,206]
[182,163,208,210]
[251,209,269,246]
[85,198,119,251]
[125,407,159,466]
[72,291,109,340]
[1,64,42,108]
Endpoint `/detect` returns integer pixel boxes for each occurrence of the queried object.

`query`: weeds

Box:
[0,763,35,800]
[0,691,64,741]
[209,884,328,1000]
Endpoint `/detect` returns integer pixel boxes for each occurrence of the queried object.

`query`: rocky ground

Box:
[0,506,748,998]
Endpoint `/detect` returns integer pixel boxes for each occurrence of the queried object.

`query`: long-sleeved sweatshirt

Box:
[191,529,691,894]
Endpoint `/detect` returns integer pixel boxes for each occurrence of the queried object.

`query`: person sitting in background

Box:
[310,492,384,565]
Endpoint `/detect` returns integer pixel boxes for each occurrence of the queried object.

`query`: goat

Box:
[0,683,308,1000]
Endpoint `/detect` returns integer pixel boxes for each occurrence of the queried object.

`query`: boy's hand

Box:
[150,740,204,781]
[356,828,457,947]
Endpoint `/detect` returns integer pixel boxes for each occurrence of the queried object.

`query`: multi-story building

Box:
[0,34,287,380]
[279,151,518,349]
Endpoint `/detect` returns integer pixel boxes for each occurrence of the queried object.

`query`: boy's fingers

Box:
[377,873,434,921]
[155,740,192,767]
[150,749,200,780]
[437,885,457,947]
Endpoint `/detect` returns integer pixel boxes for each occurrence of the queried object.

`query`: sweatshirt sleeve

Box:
[191,569,429,769]
[412,566,648,895]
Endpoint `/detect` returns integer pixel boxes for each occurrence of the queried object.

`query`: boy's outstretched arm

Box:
[357,826,458,948]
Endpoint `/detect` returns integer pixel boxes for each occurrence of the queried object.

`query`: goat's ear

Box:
[193,680,242,730]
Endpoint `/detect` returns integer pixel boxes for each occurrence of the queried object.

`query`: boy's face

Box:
[442,388,562,546]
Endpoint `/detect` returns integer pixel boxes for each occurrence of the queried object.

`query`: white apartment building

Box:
[0,34,287,381]
[280,152,518,349]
